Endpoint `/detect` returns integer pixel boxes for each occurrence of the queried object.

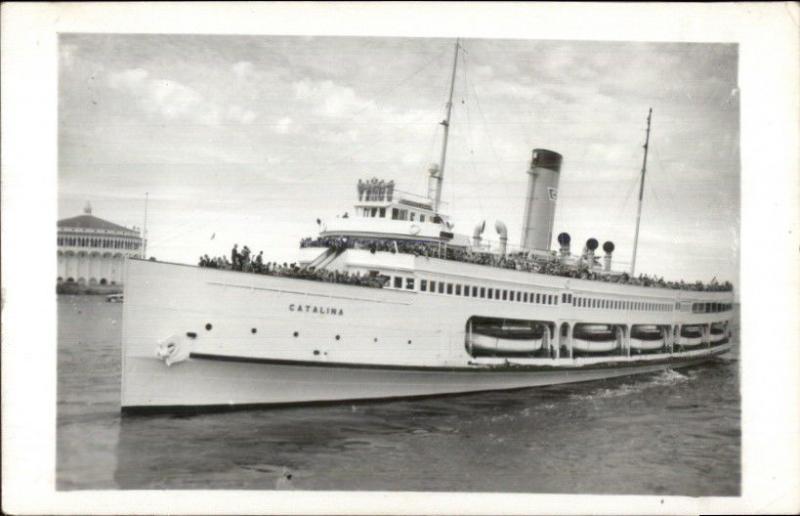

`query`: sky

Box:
[58,34,739,285]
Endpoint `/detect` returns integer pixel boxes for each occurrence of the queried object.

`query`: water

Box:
[57,295,740,494]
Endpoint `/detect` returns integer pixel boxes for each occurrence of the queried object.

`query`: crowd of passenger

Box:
[298,236,733,292]
[197,244,386,288]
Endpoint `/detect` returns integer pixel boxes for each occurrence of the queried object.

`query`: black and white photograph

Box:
[2,3,799,515]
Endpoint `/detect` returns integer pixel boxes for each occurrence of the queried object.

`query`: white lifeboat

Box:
[629,324,665,351]
[709,322,728,344]
[467,317,546,356]
[469,333,544,354]
[678,325,705,347]
[572,324,619,353]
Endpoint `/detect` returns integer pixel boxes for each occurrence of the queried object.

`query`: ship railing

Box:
[296,236,732,292]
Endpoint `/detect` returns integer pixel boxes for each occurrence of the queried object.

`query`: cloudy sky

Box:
[59,34,739,285]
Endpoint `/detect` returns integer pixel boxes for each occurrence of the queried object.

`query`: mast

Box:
[143,192,149,259]
[432,38,460,213]
[630,108,652,276]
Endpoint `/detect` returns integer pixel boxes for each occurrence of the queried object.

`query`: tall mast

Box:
[630,108,652,276]
[433,38,460,213]
[143,191,149,259]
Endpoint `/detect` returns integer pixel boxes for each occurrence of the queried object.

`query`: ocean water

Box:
[57,295,740,494]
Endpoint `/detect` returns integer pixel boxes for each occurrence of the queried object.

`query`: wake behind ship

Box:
[120,40,734,413]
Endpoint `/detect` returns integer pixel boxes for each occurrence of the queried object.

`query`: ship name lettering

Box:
[289,304,343,316]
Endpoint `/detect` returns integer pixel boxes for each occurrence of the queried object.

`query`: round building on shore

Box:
[57,203,143,287]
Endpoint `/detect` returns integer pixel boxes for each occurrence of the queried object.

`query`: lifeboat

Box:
[678,325,705,347]
[572,324,618,353]
[629,324,665,351]
[469,333,544,354]
[467,317,546,356]
[709,322,728,344]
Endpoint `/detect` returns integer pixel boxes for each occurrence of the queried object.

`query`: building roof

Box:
[58,214,139,236]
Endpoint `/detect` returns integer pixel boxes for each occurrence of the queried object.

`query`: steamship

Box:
[120,41,734,413]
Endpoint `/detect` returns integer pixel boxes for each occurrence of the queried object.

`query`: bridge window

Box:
[420,279,427,292]
[406,278,415,290]
[391,208,399,220]
[502,290,508,300]
[463,285,470,297]
[516,291,522,302]
[472,286,478,297]
[438,282,444,294]
[379,208,386,218]
[447,283,453,295]
[480,287,486,298]
[420,215,426,223]
[430,280,436,292]
[455,284,461,295]
[393,277,402,288]
[488,289,493,299]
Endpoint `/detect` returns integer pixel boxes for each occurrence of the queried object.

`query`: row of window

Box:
[389,276,560,305]
[357,206,440,224]
[384,274,729,314]
[692,302,732,313]
[573,296,671,312]
[58,235,140,250]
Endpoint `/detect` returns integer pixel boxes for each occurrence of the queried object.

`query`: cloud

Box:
[146,79,204,119]
[108,68,149,90]
[232,61,254,80]
[274,116,293,134]
[107,68,256,125]
[293,79,375,117]
[60,43,78,69]
[227,105,257,124]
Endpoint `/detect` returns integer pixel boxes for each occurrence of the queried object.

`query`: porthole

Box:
[313,350,320,356]
[205,323,213,331]
[335,335,341,341]
[373,337,378,342]
[251,328,257,334]
[407,339,412,344]
[293,331,299,338]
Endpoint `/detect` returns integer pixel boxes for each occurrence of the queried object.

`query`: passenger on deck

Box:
[231,244,239,269]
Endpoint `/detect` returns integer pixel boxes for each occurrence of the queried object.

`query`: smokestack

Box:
[602,241,615,272]
[520,149,562,251]
[584,238,598,267]
[427,164,441,206]
[473,220,486,247]
[557,232,571,260]
[495,220,508,256]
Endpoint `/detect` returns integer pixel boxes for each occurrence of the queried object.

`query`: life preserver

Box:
[409,224,421,235]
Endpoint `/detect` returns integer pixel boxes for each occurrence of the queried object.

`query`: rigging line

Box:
[342,45,451,123]
[459,47,485,217]
[269,45,453,186]
[466,69,504,180]
[649,140,679,211]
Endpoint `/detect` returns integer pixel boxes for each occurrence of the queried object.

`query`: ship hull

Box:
[121,259,734,413]
[121,350,727,414]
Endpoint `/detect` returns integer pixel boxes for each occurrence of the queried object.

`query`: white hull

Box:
[121,259,734,412]
[122,351,729,412]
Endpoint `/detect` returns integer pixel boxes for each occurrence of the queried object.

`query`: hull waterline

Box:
[122,348,730,414]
